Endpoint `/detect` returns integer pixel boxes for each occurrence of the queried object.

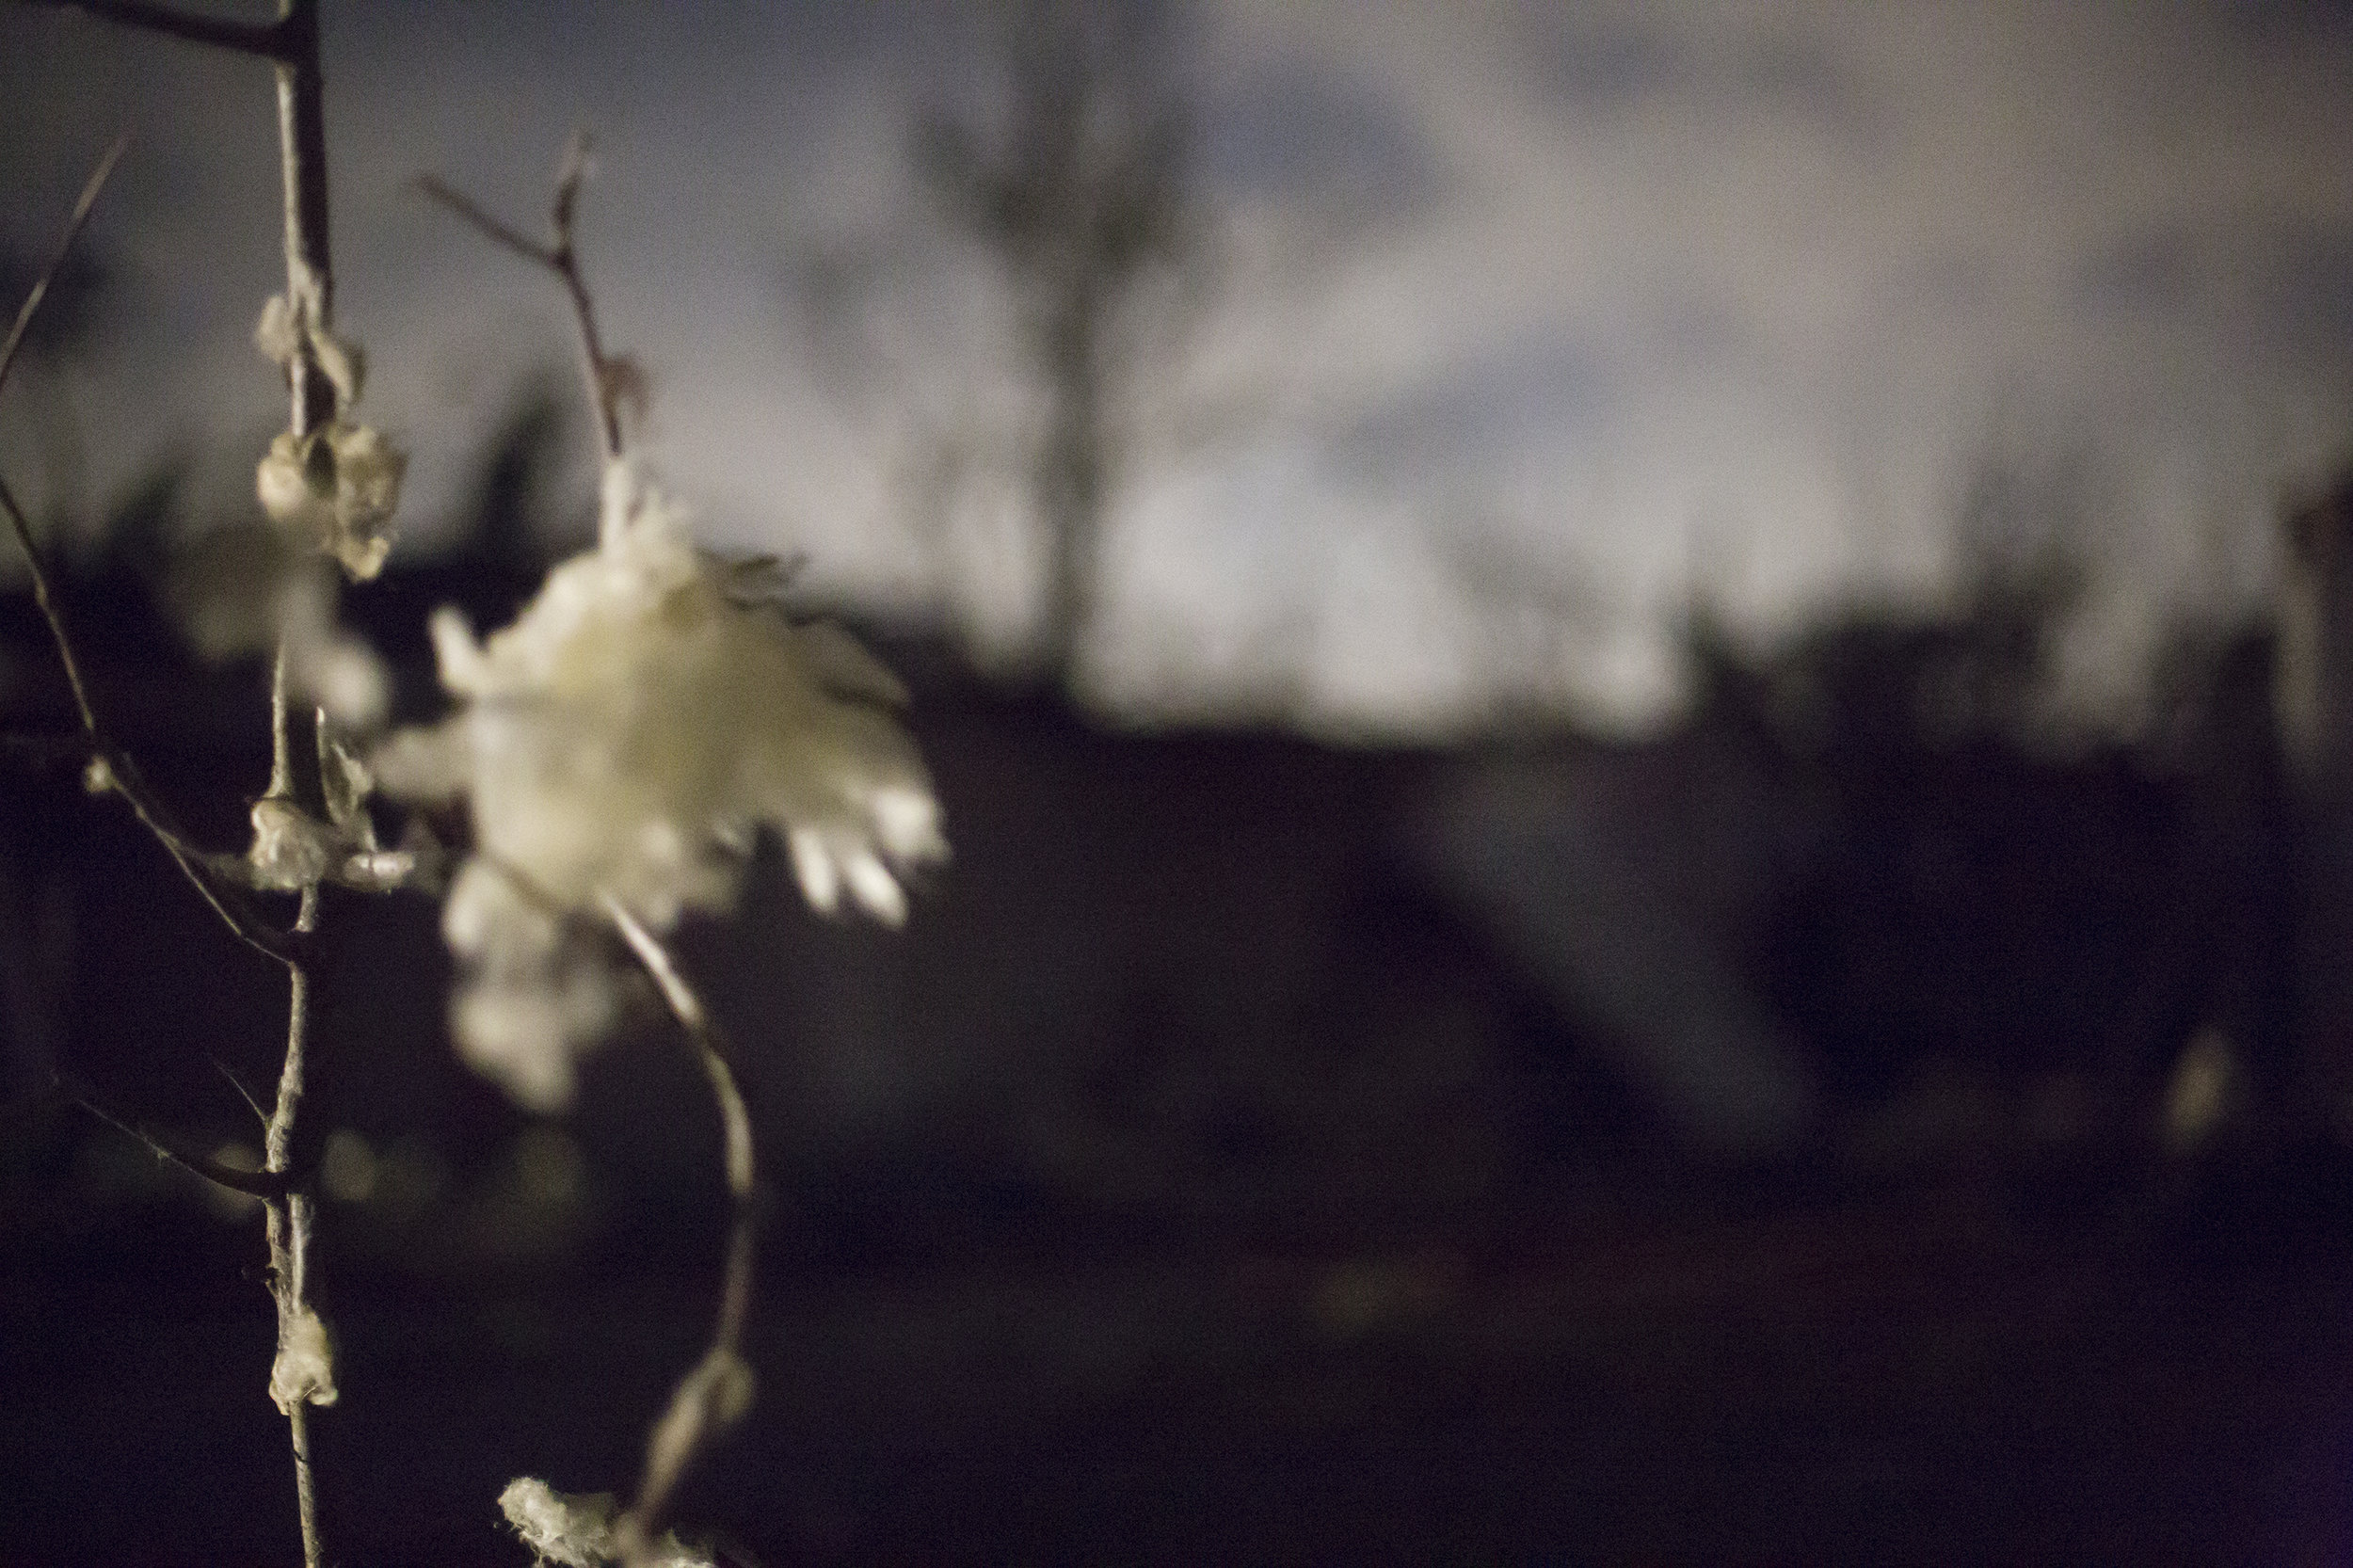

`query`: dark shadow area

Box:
[8,464,2353,1564]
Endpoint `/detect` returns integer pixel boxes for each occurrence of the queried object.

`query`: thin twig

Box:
[0,467,99,739]
[0,133,129,403]
[272,0,336,441]
[12,9,338,1568]
[212,1053,272,1128]
[54,1068,296,1201]
[605,899,760,1567]
[261,8,340,1566]
[415,136,625,462]
[10,0,287,60]
[264,883,325,1568]
[2,403,295,963]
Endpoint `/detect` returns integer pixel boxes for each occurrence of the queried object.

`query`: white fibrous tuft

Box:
[253,286,401,581]
[499,1479,615,1568]
[268,1304,339,1415]
[248,795,344,892]
[497,1478,714,1568]
[377,461,946,1110]
[256,419,406,581]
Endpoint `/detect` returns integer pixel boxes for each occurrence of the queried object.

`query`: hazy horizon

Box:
[4,0,2350,737]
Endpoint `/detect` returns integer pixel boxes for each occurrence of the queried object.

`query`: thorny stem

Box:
[274,0,337,443]
[415,136,626,463]
[268,644,297,802]
[606,900,760,1567]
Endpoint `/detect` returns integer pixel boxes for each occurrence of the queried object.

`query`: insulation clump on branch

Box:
[376,459,947,1111]
[498,1479,714,1568]
[252,286,406,582]
[267,1304,339,1416]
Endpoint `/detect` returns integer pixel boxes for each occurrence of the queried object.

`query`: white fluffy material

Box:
[497,1479,713,1568]
[256,419,405,582]
[268,1304,339,1416]
[377,461,946,1110]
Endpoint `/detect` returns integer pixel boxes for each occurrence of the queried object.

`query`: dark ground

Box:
[10,1160,2353,1566]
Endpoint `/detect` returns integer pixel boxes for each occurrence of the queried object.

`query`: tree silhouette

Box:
[914,0,1203,682]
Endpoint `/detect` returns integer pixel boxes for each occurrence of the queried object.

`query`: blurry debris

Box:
[166,521,389,729]
[1308,1252,1463,1341]
[2162,1028,2245,1158]
[201,1139,264,1222]
[319,1128,377,1204]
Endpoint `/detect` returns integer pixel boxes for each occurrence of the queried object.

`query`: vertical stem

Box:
[274,0,335,441]
[605,902,760,1566]
[265,886,323,1568]
[271,6,332,1565]
[267,645,296,801]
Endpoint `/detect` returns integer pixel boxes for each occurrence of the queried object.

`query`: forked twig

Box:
[432,136,767,1560]
[416,136,627,462]
[54,1068,296,1201]
[605,899,760,1567]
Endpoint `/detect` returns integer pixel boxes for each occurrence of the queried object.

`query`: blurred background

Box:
[7,1,2353,1561]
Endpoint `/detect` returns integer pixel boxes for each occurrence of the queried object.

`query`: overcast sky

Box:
[4,0,2350,735]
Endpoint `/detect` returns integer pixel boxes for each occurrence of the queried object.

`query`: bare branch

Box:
[0,136,303,966]
[264,885,326,1568]
[263,11,339,1562]
[17,8,339,1567]
[411,174,552,269]
[54,1068,296,1201]
[10,0,287,61]
[0,133,129,402]
[2,469,300,968]
[0,470,99,738]
[605,900,760,1566]
[416,134,626,462]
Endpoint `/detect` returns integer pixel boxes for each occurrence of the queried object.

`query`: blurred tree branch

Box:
[0,138,302,967]
[417,135,636,465]
[607,901,761,1568]
[13,0,287,61]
